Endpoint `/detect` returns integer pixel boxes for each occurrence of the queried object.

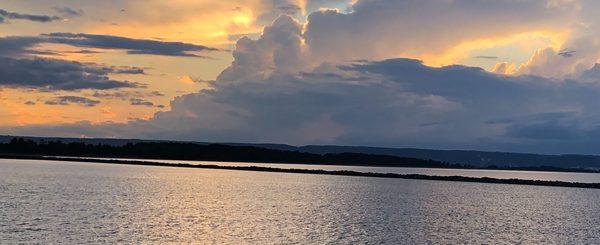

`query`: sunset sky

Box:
[2,0,600,154]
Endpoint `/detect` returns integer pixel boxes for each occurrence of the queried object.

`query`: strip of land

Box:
[2,138,599,174]
[1,154,599,189]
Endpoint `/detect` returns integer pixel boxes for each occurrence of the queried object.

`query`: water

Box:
[83,157,600,183]
[1,159,599,244]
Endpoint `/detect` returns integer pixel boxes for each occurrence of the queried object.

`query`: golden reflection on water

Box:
[1,159,599,243]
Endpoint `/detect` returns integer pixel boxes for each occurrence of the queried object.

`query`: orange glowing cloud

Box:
[421,30,569,70]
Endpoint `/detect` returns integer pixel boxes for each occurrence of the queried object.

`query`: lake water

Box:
[84,157,600,183]
[1,159,599,243]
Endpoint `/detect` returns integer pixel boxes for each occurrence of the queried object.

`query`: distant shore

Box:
[1,154,599,189]
[3,138,600,174]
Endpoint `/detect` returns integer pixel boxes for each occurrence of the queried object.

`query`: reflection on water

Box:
[1,159,599,243]
[112,158,600,183]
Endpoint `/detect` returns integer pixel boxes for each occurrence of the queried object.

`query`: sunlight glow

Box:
[422,30,569,71]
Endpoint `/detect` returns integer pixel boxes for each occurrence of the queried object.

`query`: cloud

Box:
[505,118,580,140]
[305,0,354,13]
[54,7,84,17]
[1,121,158,139]
[8,1,600,155]
[0,9,61,23]
[491,62,516,75]
[512,1,600,78]
[130,98,155,107]
[137,57,600,154]
[217,15,306,82]
[0,57,140,90]
[0,33,220,58]
[558,50,576,58]
[580,64,600,81]
[90,13,600,154]
[105,66,146,75]
[303,0,579,65]
[12,57,600,154]
[16,54,600,153]
[90,90,164,102]
[256,0,304,24]
[45,96,101,107]
[42,33,219,57]
[515,46,597,78]
[0,36,46,57]
[149,91,165,97]
[475,56,499,59]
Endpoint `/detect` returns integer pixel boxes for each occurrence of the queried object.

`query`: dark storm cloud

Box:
[45,96,100,107]
[0,57,140,90]
[0,9,61,23]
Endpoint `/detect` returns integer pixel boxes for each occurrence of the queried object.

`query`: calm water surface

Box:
[102,157,600,183]
[1,159,599,244]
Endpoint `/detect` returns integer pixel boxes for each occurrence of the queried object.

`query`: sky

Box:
[2,0,600,154]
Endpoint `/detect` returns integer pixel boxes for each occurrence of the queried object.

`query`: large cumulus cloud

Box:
[217,15,306,82]
[9,0,600,155]
[304,0,579,65]
[139,55,600,153]
[10,54,600,153]
[125,8,600,154]
[493,1,600,78]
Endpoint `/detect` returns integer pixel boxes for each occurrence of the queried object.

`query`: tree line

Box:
[0,138,462,168]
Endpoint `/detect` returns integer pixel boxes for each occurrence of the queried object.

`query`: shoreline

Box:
[2,152,599,174]
[2,154,600,189]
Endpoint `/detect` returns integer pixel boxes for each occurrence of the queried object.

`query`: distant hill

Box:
[0,135,166,146]
[292,146,600,169]
[0,138,454,169]
[3,135,600,169]
[220,143,600,169]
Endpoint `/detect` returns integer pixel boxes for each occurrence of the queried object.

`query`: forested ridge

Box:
[0,138,457,168]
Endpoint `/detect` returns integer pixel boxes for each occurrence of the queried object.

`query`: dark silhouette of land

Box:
[4,135,600,169]
[2,154,599,189]
[0,137,599,174]
[0,138,457,168]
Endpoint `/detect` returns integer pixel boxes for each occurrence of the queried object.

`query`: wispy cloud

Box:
[0,33,220,58]
[474,55,499,59]
[43,33,219,57]
[54,7,84,17]
[130,98,155,107]
[45,96,101,107]
[0,9,61,23]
